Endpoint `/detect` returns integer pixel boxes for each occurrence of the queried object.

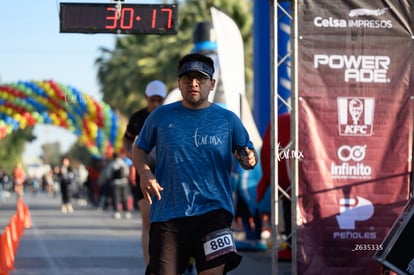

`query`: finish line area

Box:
[0,191,286,275]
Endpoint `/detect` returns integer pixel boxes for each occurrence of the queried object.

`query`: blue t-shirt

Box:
[136,101,254,222]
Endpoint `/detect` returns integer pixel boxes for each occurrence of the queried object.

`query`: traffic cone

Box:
[0,234,10,275]
[3,227,14,271]
[16,197,24,210]
[14,208,24,239]
[16,199,25,232]
[9,217,19,253]
[23,204,32,229]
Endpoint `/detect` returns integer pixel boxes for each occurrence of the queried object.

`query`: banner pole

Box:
[291,0,299,274]
[270,0,279,274]
[410,106,414,197]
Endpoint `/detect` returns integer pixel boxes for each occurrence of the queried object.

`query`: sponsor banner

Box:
[298,0,412,36]
[297,93,413,275]
[299,36,412,95]
[297,0,413,274]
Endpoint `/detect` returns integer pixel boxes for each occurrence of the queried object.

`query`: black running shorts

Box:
[147,209,242,274]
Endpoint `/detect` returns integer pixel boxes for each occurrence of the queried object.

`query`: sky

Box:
[0,0,164,161]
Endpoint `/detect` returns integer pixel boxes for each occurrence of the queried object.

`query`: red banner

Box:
[297,0,413,274]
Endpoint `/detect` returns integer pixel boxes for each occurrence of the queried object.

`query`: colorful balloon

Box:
[0,80,125,157]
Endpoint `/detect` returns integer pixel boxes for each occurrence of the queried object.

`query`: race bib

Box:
[202,228,236,261]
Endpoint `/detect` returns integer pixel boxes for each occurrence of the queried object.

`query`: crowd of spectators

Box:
[0,153,134,220]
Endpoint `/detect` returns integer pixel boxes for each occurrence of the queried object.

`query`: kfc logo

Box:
[338,97,375,136]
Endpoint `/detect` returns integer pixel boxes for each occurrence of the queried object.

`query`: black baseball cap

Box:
[178,53,214,79]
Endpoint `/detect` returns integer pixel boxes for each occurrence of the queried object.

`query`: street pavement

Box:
[0,190,291,275]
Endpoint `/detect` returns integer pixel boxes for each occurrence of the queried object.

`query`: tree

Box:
[66,142,94,168]
[95,0,253,116]
[40,142,62,167]
[0,128,35,173]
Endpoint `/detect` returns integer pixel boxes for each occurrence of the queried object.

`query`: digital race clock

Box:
[59,3,178,34]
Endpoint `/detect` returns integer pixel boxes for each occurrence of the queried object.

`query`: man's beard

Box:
[184,93,208,107]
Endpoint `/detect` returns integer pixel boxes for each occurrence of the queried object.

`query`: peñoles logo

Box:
[333,196,376,239]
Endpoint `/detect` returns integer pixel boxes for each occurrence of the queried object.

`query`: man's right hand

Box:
[139,169,163,204]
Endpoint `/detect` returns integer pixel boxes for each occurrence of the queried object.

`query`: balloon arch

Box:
[0,80,124,157]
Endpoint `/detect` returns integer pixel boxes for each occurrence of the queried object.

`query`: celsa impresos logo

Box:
[349,8,388,18]
[333,196,376,239]
[337,97,375,136]
[313,7,392,29]
[331,145,372,179]
[314,54,390,83]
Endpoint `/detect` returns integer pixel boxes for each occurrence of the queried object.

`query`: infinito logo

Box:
[331,145,372,179]
[337,145,366,162]
[337,97,375,136]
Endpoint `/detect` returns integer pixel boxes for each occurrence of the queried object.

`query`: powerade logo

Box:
[333,196,376,239]
[331,145,372,179]
[313,8,392,29]
[314,54,390,83]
